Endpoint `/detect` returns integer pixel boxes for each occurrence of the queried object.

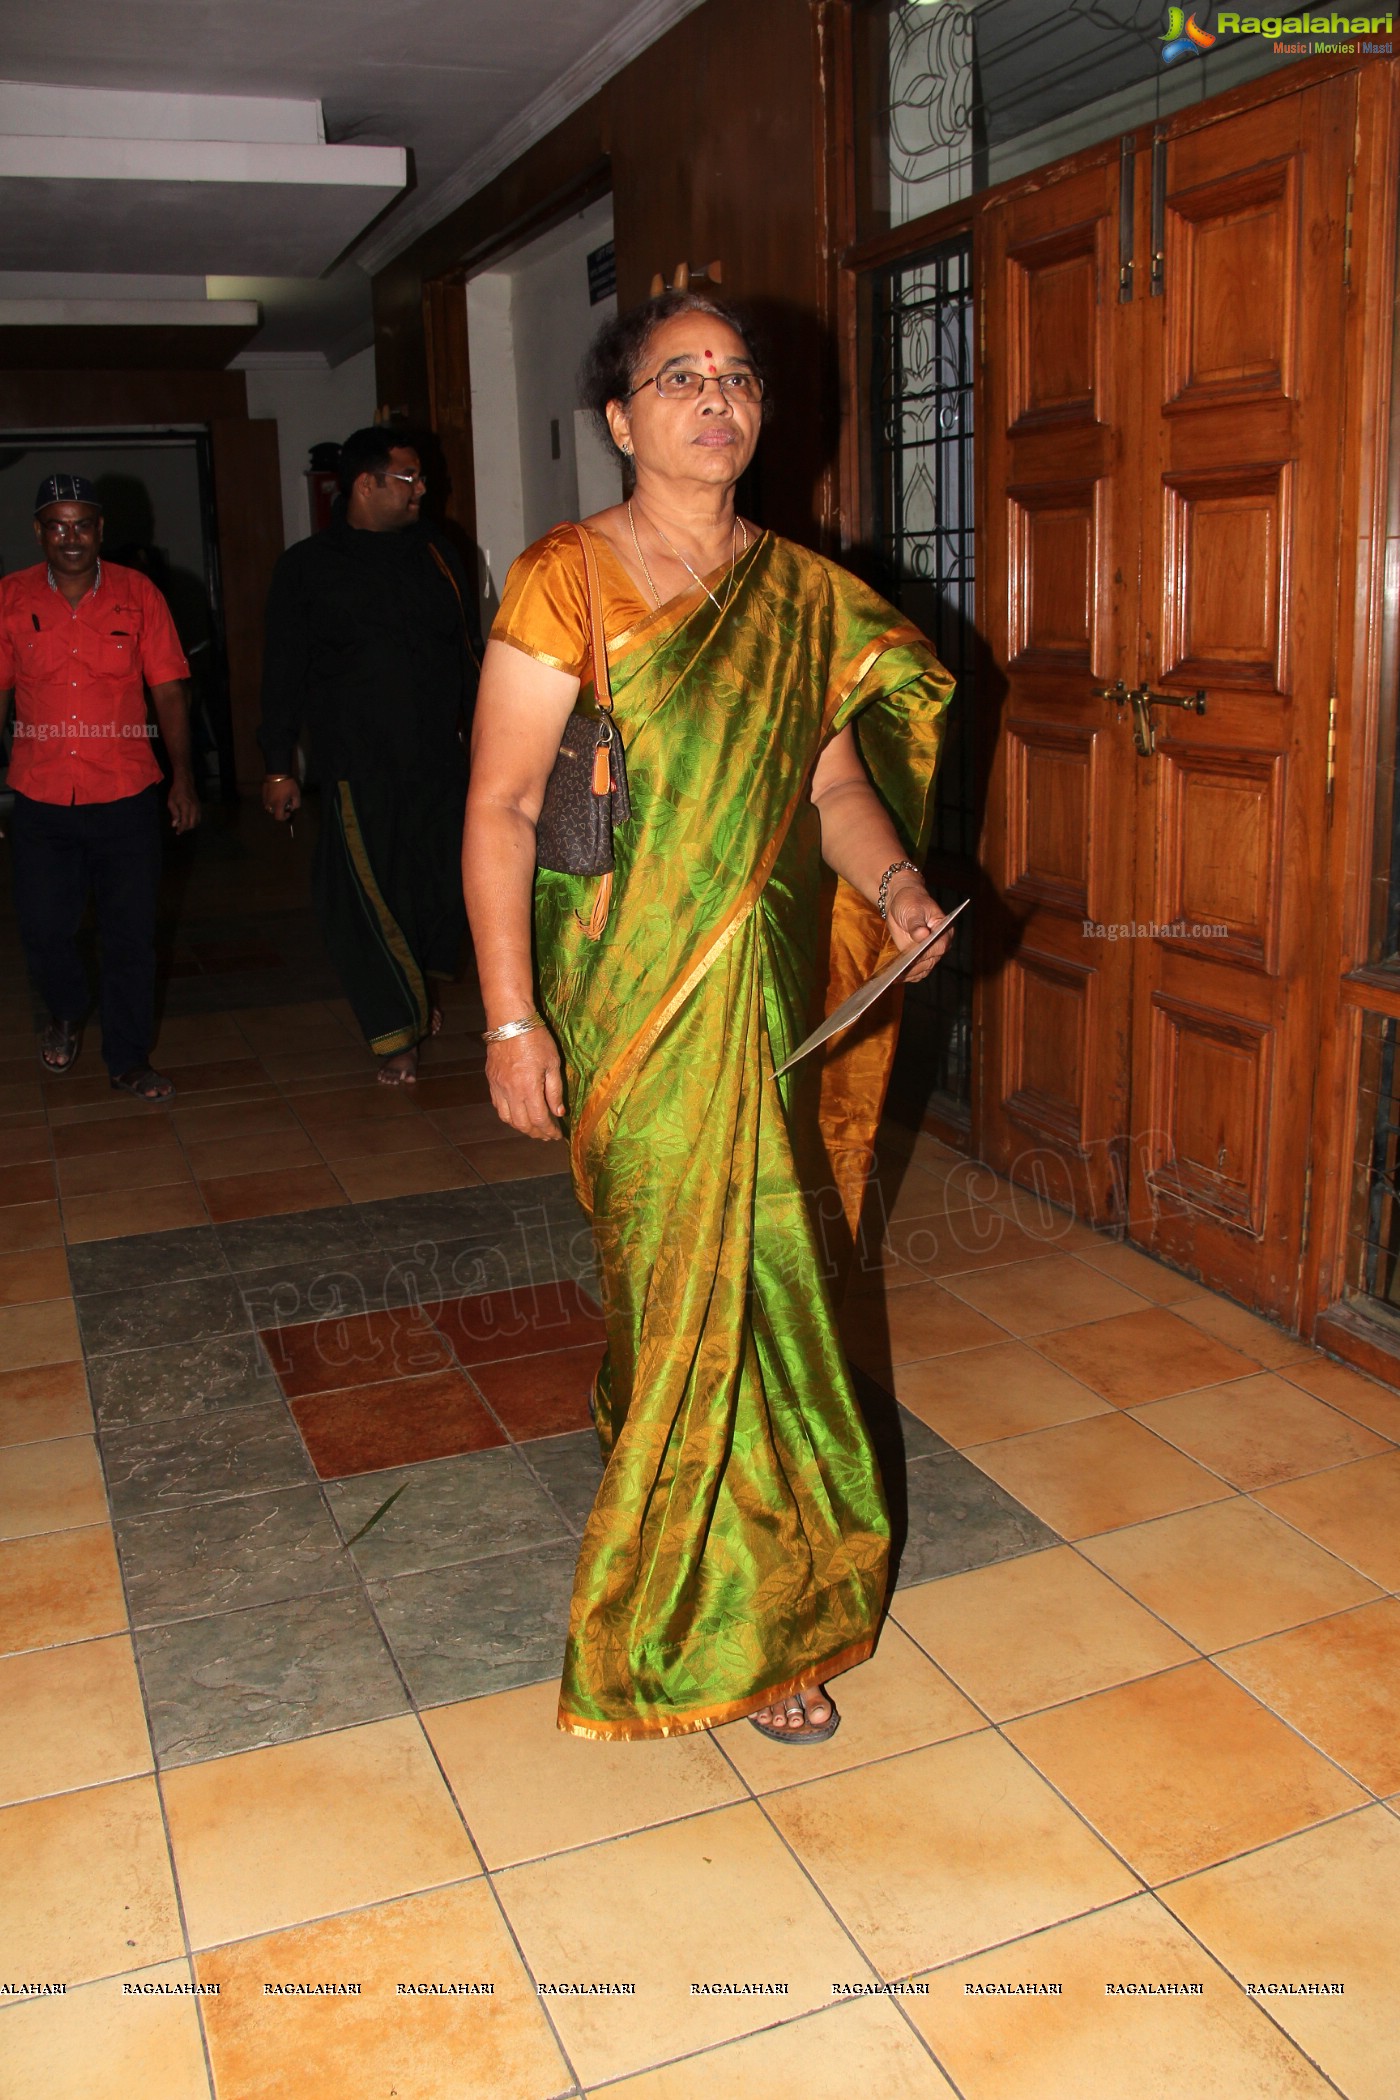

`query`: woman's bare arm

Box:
[809,726,950,983]
[462,639,579,1138]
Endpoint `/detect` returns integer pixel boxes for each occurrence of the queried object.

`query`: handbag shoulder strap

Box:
[572,523,614,719]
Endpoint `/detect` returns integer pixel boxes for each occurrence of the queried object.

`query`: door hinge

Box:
[1326,692,1339,811]
[1343,169,1355,289]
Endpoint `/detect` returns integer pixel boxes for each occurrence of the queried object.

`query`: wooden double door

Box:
[976,70,1356,1321]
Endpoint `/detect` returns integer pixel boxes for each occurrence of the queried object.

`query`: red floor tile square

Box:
[430,1282,606,1367]
[262,1306,455,1397]
[470,1342,604,1439]
[290,1368,506,1477]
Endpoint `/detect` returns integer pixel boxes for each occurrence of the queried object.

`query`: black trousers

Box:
[10,787,162,1077]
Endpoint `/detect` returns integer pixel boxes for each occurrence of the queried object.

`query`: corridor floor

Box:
[1,806,1398,2100]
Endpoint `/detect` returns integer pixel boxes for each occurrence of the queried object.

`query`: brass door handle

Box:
[1098,681,1206,756]
[1136,687,1207,715]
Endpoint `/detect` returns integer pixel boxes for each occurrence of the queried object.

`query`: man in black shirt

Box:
[258,427,480,1082]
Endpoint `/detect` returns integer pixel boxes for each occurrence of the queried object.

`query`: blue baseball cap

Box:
[35,473,101,514]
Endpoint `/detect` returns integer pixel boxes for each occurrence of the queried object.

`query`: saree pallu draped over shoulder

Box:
[530,529,953,1740]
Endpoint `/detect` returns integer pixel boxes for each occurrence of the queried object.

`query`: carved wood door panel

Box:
[977,74,1355,1318]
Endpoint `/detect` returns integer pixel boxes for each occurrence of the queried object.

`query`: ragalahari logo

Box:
[1161,5,1218,57]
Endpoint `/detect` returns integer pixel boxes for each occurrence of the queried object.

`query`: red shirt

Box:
[0,560,189,805]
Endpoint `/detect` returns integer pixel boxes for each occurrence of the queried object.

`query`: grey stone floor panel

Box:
[215,1206,377,1275]
[78,1273,252,1357]
[237,1250,403,1333]
[327,1446,572,1581]
[519,1430,605,1536]
[117,1484,353,1626]
[102,1400,314,1518]
[892,1452,1060,1590]
[370,1538,578,1708]
[88,1333,281,1431]
[67,1224,229,1297]
[360,1185,513,1251]
[136,1588,408,1766]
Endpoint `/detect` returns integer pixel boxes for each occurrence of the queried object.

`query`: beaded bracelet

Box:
[482,1014,545,1043]
[877,859,921,920]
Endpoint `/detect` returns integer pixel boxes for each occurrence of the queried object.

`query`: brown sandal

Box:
[39,1018,81,1074]
[748,1687,841,1745]
[110,1065,175,1101]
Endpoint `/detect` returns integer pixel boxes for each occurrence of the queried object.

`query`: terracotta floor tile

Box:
[1216,1600,1400,1795]
[0,1436,107,1540]
[181,1127,322,1179]
[892,1546,1192,1720]
[874,1165,981,1227]
[1284,1356,1400,1441]
[0,1159,58,1205]
[196,1882,566,2100]
[409,1071,494,1110]
[51,1115,174,1162]
[1005,1660,1366,1881]
[0,1361,92,1447]
[0,1525,127,1654]
[0,1124,52,1167]
[893,1341,1110,1447]
[600,1995,956,2099]
[258,1045,376,1082]
[1175,1294,1315,1368]
[719,1621,982,1792]
[964,1413,1232,1538]
[0,1776,183,1986]
[1256,1451,1400,1587]
[462,1133,575,1181]
[0,1297,80,1374]
[309,1115,453,1161]
[424,1101,513,1147]
[1073,1239,1202,1303]
[430,1281,607,1368]
[1037,1306,1260,1405]
[1131,1372,1390,1490]
[292,1083,423,1125]
[1079,1498,1382,1651]
[170,1097,301,1144]
[263,1304,455,1397]
[291,1367,507,1477]
[0,1961,213,2100]
[496,1801,867,2086]
[199,1164,347,1224]
[896,1213,1062,1277]
[763,1731,1135,1980]
[469,1342,603,1439]
[162,1714,479,1948]
[55,1142,190,1198]
[845,1280,1004,1374]
[940,1255,1149,1338]
[46,1093,150,1127]
[0,1081,46,1116]
[908,1892,1335,2100]
[0,1199,62,1252]
[61,1181,210,1243]
[0,1635,151,1805]
[333,1148,477,1202]
[160,1056,267,1091]
[1163,1807,1400,2100]
[425,1677,745,1868]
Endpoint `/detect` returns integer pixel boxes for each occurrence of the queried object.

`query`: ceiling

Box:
[0,0,698,368]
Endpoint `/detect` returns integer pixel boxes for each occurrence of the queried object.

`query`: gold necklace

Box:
[627,500,747,614]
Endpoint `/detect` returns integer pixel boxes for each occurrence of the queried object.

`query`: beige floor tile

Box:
[1216,1600,1400,1796]
[1174,1294,1315,1368]
[425,1678,745,1868]
[896,1212,1063,1278]
[964,1413,1232,1539]
[0,1361,92,1447]
[893,1341,1111,1446]
[870,1161,976,1226]
[0,1635,151,1804]
[0,1247,73,1308]
[55,1143,191,1198]
[0,1525,127,1655]
[0,1961,212,2100]
[332,1148,477,1202]
[0,1776,183,1985]
[763,1733,1137,1978]
[1037,1306,1260,1405]
[1006,1661,1365,1881]
[197,1880,566,2100]
[0,1199,63,1252]
[0,1437,107,1539]
[1163,1807,1400,2100]
[1072,1239,1202,1303]
[908,1892,1335,2100]
[598,1995,957,2099]
[847,1280,1004,1374]
[891,1547,1192,1720]
[1256,1451,1400,1587]
[0,1297,80,1374]
[1079,1498,1381,1650]
[719,1622,983,1791]
[1131,1372,1390,1490]
[939,1256,1149,1339]
[1283,1356,1400,1441]
[162,1714,479,1948]
[62,1183,210,1243]
[496,1801,863,2086]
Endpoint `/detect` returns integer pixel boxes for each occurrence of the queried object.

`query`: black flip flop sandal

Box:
[110,1065,175,1102]
[39,1018,81,1074]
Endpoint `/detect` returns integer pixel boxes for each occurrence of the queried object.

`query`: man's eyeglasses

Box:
[382,470,427,489]
[627,368,763,405]
[39,518,100,538]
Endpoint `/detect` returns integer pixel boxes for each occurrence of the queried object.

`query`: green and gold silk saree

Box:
[515,527,952,1739]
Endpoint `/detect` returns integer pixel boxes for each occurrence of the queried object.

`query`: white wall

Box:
[466,271,526,627]
[241,345,378,548]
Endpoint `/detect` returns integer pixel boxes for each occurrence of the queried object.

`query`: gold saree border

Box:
[555,1634,876,1741]
[336,782,429,1051]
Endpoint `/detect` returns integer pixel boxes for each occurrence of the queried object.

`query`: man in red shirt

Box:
[0,473,200,1100]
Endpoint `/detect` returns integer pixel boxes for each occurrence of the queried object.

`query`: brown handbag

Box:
[534,525,632,883]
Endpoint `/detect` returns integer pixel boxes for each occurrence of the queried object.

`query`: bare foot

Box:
[377,1047,418,1087]
[748,1686,838,1742]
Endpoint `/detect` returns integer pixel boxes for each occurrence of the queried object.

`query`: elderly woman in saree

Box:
[462,292,954,1744]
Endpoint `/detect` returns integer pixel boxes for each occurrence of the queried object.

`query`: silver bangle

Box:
[877,859,921,920]
[482,1013,545,1043]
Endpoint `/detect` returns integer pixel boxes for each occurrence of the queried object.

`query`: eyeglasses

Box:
[628,368,763,405]
[39,518,100,537]
[382,471,426,489]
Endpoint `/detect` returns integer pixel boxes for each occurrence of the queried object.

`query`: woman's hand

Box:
[486,1028,566,1140]
[884,876,954,983]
